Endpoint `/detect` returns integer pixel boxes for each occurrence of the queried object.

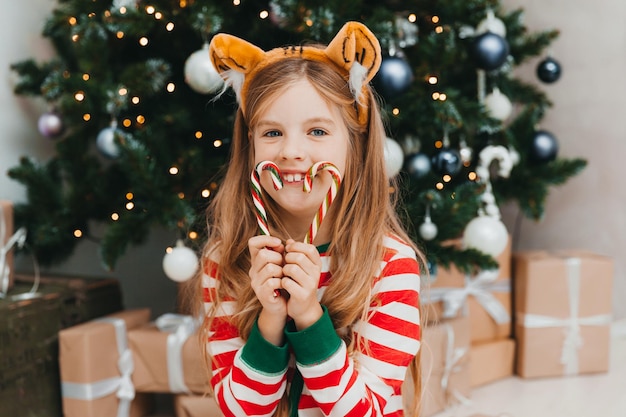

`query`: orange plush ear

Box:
[324,21,381,86]
[209,33,266,104]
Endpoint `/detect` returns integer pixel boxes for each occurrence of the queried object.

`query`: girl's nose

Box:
[279,135,304,160]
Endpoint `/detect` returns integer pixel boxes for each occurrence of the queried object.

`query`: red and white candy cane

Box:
[251,160,283,236]
[303,161,342,244]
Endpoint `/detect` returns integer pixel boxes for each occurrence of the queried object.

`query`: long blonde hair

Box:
[189,54,424,416]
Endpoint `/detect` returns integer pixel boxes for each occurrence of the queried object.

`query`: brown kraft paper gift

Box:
[127,313,209,394]
[403,316,471,417]
[59,308,154,417]
[514,250,613,378]
[421,237,512,343]
[1,200,19,295]
[469,338,515,387]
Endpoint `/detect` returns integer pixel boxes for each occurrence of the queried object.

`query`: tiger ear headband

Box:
[208,21,382,126]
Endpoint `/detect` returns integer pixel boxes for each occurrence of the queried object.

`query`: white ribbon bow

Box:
[0,204,27,297]
[518,257,612,375]
[62,317,135,417]
[440,324,471,407]
[155,313,198,393]
[426,269,511,324]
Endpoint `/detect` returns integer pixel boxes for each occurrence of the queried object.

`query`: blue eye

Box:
[264,130,281,137]
[310,128,327,136]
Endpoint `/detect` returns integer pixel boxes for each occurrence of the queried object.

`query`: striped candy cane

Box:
[251,160,283,236]
[303,161,342,244]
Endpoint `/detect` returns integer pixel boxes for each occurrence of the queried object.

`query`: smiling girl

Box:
[195,22,423,417]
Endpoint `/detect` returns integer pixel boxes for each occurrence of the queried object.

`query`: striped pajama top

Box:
[202,234,421,416]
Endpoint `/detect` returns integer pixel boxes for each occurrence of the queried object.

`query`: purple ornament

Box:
[38,112,64,138]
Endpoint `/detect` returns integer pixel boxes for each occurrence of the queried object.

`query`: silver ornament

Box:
[96,124,122,158]
[384,137,404,178]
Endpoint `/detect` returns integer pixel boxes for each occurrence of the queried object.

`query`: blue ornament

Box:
[374,55,414,100]
[471,32,510,71]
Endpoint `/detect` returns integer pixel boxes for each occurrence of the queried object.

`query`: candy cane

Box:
[303,161,342,244]
[250,160,283,236]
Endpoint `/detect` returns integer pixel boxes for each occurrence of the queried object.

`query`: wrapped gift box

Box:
[421,237,512,343]
[127,314,209,394]
[59,309,155,417]
[469,338,515,387]
[403,316,471,417]
[514,250,613,378]
[174,394,223,417]
[1,200,16,295]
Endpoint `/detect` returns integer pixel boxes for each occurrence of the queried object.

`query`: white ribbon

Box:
[425,269,511,324]
[62,317,135,417]
[440,324,470,407]
[0,204,28,297]
[155,313,198,393]
[517,257,612,375]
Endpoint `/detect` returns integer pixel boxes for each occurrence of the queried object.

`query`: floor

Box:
[432,318,626,417]
[150,319,626,417]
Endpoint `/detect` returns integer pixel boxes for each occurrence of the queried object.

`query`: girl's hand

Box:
[248,235,288,345]
[281,239,323,330]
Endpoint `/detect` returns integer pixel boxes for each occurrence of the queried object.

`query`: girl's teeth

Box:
[284,173,302,183]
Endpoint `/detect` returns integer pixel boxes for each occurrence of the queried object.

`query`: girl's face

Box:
[251,79,350,231]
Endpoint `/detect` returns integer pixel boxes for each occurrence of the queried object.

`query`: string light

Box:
[83,114,91,121]
[166,83,175,92]
[146,6,155,14]
[178,192,185,199]
[122,119,132,127]
[131,96,140,104]
[111,213,120,221]
[428,76,438,84]
[233,0,241,5]
[116,31,125,39]
[432,16,439,23]
[136,115,145,124]
[213,139,223,147]
[126,202,134,210]
[468,171,478,181]
[435,26,444,34]
[435,140,443,148]
[169,167,179,175]
[432,92,440,100]
[408,14,417,23]
[139,37,149,46]
[166,22,174,31]
[435,182,444,190]
[74,91,85,101]
[188,231,198,240]
[259,10,269,19]
[195,131,203,139]
[443,174,452,183]
[201,189,211,198]
[392,108,400,116]
[126,192,134,200]
[82,73,90,81]
[74,229,83,238]
[72,34,80,42]
[68,17,77,25]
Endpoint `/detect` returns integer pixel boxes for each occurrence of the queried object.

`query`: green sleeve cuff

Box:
[241,320,290,374]
[284,306,341,366]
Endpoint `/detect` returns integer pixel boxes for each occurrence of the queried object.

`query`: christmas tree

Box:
[8,0,585,275]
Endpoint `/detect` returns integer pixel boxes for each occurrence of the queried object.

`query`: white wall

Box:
[500,0,626,319]
[1,1,624,319]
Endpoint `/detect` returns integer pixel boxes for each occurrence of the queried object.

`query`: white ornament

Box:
[184,43,224,94]
[462,216,508,257]
[484,88,513,121]
[419,218,438,241]
[476,9,507,38]
[384,137,404,178]
[462,145,513,257]
[163,240,199,282]
[112,0,137,10]
[96,121,122,158]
